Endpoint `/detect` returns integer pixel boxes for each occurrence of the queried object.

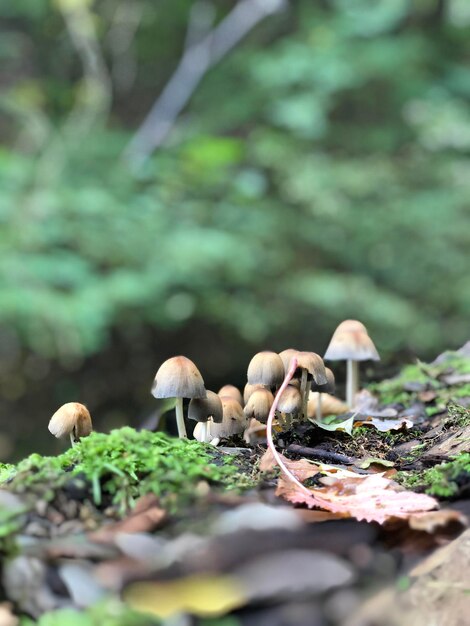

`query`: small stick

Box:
[286,444,356,466]
[266,358,312,496]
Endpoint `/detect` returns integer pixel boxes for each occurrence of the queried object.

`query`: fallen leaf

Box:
[125,574,246,618]
[309,413,355,435]
[89,495,166,542]
[276,461,438,524]
[356,458,395,470]
[354,415,413,432]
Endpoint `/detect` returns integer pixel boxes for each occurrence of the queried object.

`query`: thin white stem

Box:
[346,360,359,408]
[69,432,76,448]
[300,368,308,420]
[266,358,311,496]
[200,421,208,443]
[175,397,188,438]
[316,392,322,420]
[210,437,220,447]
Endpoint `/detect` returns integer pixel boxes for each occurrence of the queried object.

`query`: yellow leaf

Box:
[124,575,246,618]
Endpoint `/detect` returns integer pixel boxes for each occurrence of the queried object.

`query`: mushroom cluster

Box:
[46,319,379,448]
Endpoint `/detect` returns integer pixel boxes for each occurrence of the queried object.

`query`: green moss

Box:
[3,428,249,513]
[397,452,470,498]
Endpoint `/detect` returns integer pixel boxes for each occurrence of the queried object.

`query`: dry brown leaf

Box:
[90,495,166,542]
[276,460,438,524]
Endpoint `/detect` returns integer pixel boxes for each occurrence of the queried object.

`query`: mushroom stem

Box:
[175,397,188,438]
[316,393,322,421]
[346,360,359,408]
[210,437,220,447]
[200,422,208,443]
[69,432,76,448]
[300,368,308,420]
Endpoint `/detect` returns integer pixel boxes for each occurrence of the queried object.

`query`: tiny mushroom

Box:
[48,402,92,448]
[311,367,335,420]
[188,390,223,444]
[307,392,348,419]
[324,320,380,407]
[243,388,274,424]
[217,385,243,406]
[210,396,247,446]
[151,356,206,439]
[247,351,285,390]
[277,384,302,429]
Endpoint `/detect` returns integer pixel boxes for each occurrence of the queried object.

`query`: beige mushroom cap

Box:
[324,320,380,362]
[243,388,274,423]
[247,351,284,387]
[48,402,92,440]
[210,396,247,438]
[312,367,335,394]
[188,390,223,423]
[277,385,302,415]
[217,385,243,406]
[243,382,268,404]
[278,348,299,373]
[151,356,206,399]
[295,351,328,385]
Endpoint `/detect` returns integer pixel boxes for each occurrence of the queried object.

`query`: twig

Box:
[124,0,286,168]
[266,358,312,496]
[286,444,357,466]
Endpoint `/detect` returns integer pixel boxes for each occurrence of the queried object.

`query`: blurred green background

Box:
[0,0,469,459]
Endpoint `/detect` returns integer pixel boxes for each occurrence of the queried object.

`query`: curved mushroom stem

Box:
[316,393,322,421]
[346,360,359,408]
[69,432,76,448]
[300,368,308,420]
[175,397,188,438]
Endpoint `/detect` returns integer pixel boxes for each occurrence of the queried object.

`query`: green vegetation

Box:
[398,452,470,498]
[19,601,159,626]
[3,428,249,512]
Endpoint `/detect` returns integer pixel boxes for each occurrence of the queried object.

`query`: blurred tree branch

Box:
[123,0,287,169]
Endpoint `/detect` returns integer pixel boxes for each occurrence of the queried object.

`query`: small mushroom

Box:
[277,385,302,417]
[311,367,335,420]
[188,390,223,444]
[243,382,268,404]
[247,351,284,389]
[151,356,206,439]
[324,320,380,407]
[210,396,247,446]
[243,388,274,424]
[48,402,92,447]
[307,392,348,419]
[217,385,243,406]
[294,351,328,420]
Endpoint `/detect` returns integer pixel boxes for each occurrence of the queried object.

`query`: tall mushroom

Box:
[324,320,380,407]
[151,356,206,439]
[188,390,223,444]
[48,402,92,447]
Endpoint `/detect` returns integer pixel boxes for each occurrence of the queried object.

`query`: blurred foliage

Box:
[0,0,469,443]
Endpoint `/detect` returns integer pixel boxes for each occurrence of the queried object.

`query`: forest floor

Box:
[1,344,470,626]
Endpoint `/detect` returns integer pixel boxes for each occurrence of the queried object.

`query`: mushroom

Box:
[151,356,206,439]
[209,396,247,446]
[324,320,380,407]
[217,385,243,406]
[48,402,92,447]
[307,392,348,419]
[276,384,302,429]
[243,382,268,404]
[278,348,299,373]
[247,351,284,390]
[243,388,274,424]
[294,351,328,420]
[188,390,223,444]
[311,367,335,420]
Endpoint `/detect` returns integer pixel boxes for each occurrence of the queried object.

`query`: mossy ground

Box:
[1,428,255,515]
